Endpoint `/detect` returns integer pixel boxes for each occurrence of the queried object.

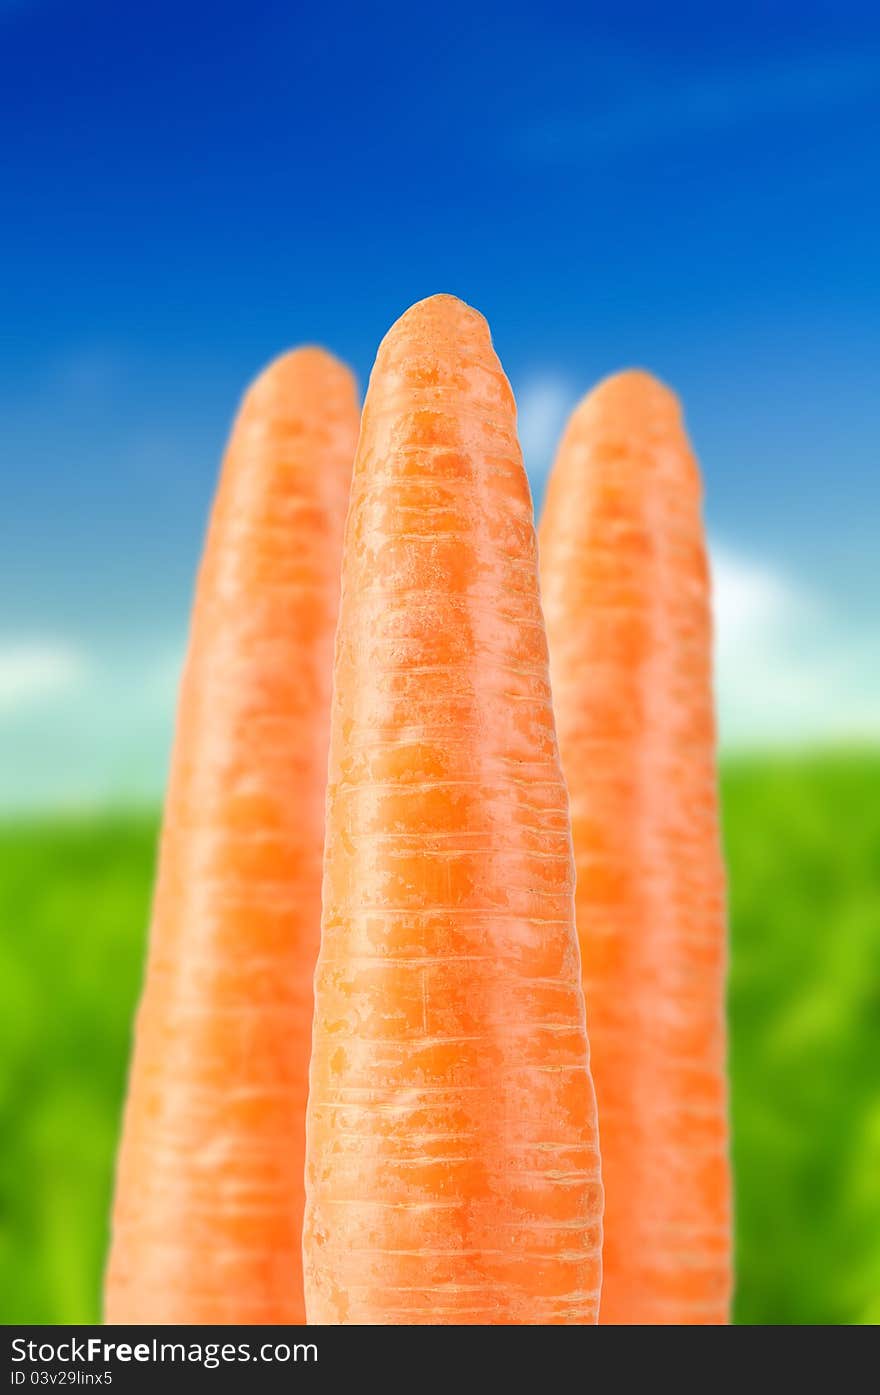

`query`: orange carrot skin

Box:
[303,295,603,1326]
[539,371,731,1325]
[105,349,358,1324]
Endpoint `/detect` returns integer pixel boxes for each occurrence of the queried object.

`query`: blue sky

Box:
[2,1,879,806]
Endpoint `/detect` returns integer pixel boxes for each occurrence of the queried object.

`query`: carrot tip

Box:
[576,368,682,432]
[370,294,512,414]
[243,346,359,422]
[384,293,491,353]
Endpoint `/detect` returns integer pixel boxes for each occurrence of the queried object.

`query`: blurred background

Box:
[1,1,878,1324]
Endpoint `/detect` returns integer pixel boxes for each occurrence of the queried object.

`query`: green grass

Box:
[1,752,878,1323]
[724,752,880,1324]
[0,817,155,1324]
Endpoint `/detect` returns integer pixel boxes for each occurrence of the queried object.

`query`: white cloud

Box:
[711,543,809,641]
[711,541,880,749]
[0,641,89,712]
[0,641,175,812]
[522,49,880,163]
[145,643,186,705]
[0,547,877,811]
[515,374,577,485]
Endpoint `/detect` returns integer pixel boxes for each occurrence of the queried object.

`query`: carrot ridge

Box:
[539,369,732,1325]
[303,295,603,1326]
[105,347,359,1324]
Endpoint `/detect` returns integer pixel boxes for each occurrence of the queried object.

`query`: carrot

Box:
[538,370,731,1325]
[105,347,359,1324]
[302,294,603,1326]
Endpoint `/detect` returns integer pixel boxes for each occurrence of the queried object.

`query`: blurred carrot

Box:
[539,371,731,1325]
[105,348,359,1323]
[303,294,603,1326]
